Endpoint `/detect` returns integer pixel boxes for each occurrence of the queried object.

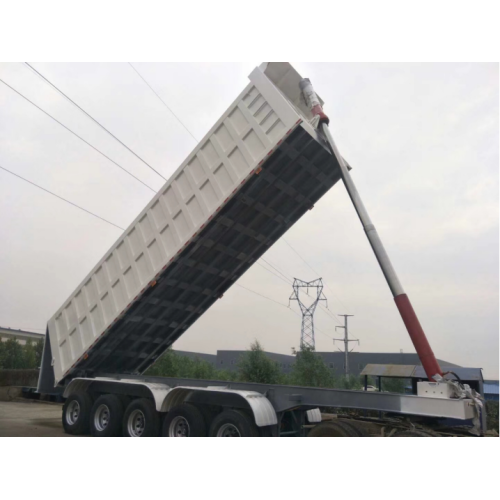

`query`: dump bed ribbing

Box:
[42,63,342,387]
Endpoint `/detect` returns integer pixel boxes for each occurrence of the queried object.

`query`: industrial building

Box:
[174,350,461,378]
[174,349,500,402]
[483,381,499,401]
[314,352,461,379]
[0,326,45,345]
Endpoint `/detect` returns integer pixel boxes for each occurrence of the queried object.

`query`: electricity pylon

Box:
[289,278,327,350]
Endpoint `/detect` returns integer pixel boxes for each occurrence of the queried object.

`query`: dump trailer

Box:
[37,62,483,437]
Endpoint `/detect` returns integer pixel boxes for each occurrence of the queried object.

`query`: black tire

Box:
[62,392,93,435]
[197,404,216,428]
[90,394,125,437]
[123,398,160,437]
[308,421,356,437]
[117,395,131,409]
[259,425,279,437]
[393,430,433,437]
[162,404,207,437]
[209,409,259,437]
[337,420,367,437]
[341,420,381,436]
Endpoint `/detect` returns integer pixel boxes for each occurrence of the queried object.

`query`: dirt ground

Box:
[0,399,75,437]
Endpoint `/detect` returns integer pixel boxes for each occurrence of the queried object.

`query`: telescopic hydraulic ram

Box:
[299,78,443,381]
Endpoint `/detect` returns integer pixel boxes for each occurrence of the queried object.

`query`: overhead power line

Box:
[128,62,199,143]
[0,78,156,193]
[24,62,167,181]
[256,261,291,286]
[234,283,333,341]
[261,257,292,283]
[234,283,289,309]
[4,64,350,345]
[0,165,125,231]
[2,162,330,339]
[1,162,328,337]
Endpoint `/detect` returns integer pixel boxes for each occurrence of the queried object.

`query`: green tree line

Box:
[145,340,409,392]
[0,338,44,370]
[0,337,408,394]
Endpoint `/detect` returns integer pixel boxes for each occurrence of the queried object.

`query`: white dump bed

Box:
[45,63,338,386]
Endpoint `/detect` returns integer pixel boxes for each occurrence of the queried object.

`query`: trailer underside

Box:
[60,125,341,382]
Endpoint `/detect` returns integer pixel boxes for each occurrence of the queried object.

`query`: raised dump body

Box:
[39,62,343,390]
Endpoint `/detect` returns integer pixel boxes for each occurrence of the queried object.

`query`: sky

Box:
[0,62,498,378]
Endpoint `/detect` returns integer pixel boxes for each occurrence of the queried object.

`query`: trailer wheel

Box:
[259,425,279,437]
[337,420,368,437]
[117,395,131,409]
[123,398,160,437]
[162,404,207,437]
[90,394,124,437]
[209,410,259,437]
[307,421,358,437]
[392,430,432,437]
[340,420,381,436]
[62,392,93,435]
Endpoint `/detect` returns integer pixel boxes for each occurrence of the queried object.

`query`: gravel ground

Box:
[0,399,75,437]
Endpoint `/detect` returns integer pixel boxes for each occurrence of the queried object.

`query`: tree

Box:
[34,339,44,367]
[336,375,362,390]
[145,348,182,377]
[186,357,218,380]
[237,340,283,384]
[214,369,237,382]
[0,338,44,370]
[145,349,236,382]
[0,338,26,369]
[0,340,5,369]
[381,377,408,393]
[289,346,335,388]
[23,340,37,369]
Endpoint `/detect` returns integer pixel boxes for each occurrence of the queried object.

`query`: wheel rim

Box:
[128,409,146,437]
[66,400,80,425]
[217,423,241,437]
[94,404,110,432]
[169,416,190,437]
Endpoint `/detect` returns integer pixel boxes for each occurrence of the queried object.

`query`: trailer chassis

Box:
[60,374,478,437]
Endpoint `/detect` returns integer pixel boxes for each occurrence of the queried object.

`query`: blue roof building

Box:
[483,381,499,401]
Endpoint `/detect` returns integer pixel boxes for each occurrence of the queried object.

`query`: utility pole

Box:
[333,314,358,378]
[289,278,327,350]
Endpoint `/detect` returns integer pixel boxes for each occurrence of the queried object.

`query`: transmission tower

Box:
[289,278,327,350]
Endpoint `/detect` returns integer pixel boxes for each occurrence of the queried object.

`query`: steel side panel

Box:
[63,377,171,412]
[97,375,476,421]
[399,396,475,419]
[48,67,306,385]
[162,386,277,426]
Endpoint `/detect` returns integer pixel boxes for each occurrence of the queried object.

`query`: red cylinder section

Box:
[394,294,443,380]
[310,104,330,125]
